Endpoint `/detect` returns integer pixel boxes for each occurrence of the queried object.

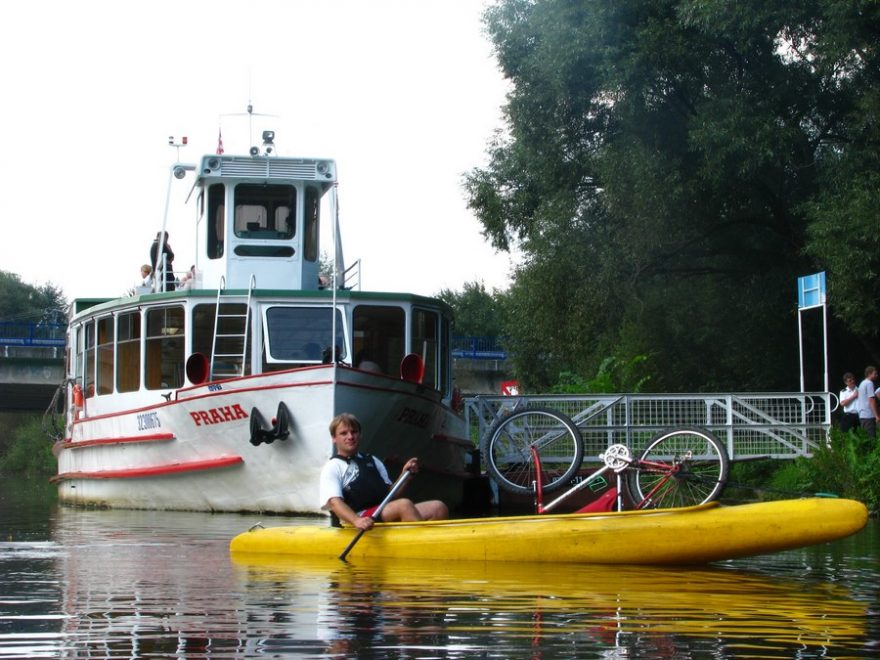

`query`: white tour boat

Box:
[52,131,472,514]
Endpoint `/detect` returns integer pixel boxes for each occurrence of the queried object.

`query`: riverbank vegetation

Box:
[723,428,880,513]
[0,416,56,476]
[456,0,879,394]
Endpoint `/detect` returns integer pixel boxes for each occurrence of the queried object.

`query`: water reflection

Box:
[0,490,876,658]
[232,553,871,658]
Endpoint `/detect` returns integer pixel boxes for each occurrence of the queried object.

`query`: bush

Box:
[782,427,880,513]
[721,428,880,513]
[0,417,56,476]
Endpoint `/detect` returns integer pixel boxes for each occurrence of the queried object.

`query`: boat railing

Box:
[341,259,361,291]
[462,392,832,465]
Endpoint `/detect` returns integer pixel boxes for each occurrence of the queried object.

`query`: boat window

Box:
[192,303,252,377]
[206,184,225,259]
[81,322,96,399]
[412,308,439,389]
[233,245,295,258]
[96,316,114,396]
[304,186,320,262]
[145,306,185,390]
[116,310,141,392]
[263,306,345,364]
[352,305,405,376]
[233,184,296,240]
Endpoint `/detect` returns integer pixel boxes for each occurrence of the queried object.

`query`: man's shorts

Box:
[358,505,381,520]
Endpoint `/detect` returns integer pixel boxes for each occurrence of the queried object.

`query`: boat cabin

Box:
[66,147,456,412]
[192,153,337,292]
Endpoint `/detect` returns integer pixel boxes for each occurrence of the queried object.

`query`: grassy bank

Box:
[723,427,880,513]
[0,416,57,476]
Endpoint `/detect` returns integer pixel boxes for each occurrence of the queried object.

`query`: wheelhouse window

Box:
[352,305,405,376]
[263,306,346,365]
[145,306,185,390]
[116,310,141,393]
[233,183,296,240]
[206,183,225,259]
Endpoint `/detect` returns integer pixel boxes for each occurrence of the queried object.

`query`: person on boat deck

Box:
[318,412,448,530]
[140,264,153,286]
[150,231,176,291]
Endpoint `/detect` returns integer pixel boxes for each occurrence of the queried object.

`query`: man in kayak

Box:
[319,412,449,530]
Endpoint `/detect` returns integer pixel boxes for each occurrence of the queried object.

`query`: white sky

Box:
[0,0,517,302]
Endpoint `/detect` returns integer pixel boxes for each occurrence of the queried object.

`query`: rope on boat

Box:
[42,378,71,442]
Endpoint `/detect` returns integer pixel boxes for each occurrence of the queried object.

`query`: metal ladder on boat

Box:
[210,275,255,380]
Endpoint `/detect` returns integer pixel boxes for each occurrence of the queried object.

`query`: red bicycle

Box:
[485,407,729,512]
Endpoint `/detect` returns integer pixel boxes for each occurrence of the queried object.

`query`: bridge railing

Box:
[451,336,507,360]
[0,322,66,347]
[463,392,831,464]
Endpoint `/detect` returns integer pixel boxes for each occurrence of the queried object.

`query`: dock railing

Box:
[463,392,832,465]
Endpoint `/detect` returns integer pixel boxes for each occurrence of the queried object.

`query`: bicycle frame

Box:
[531,444,678,514]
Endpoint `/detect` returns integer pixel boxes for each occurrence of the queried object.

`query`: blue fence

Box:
[451,336,507,360]
[0,322,67,347]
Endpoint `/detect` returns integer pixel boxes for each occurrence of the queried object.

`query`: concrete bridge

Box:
[0,349,65,412]
[0,322,66,412]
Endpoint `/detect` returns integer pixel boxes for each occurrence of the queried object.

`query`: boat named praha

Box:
[52,131,471,513]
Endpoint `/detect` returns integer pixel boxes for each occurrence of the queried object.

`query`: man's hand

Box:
[403,457,420,474]
[353,516,375,531]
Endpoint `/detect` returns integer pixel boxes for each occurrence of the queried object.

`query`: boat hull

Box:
[55,364,469,514]
[229,497,869,564]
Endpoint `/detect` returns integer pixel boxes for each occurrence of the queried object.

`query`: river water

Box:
[1,475,878,658]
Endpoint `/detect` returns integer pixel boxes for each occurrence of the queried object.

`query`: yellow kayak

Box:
[229,497,868,564]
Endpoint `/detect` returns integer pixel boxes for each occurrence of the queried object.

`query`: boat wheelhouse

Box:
[55,138,471,513]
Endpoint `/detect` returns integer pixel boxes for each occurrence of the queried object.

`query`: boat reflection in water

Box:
[34,506,873,657]
[231,554,870,657]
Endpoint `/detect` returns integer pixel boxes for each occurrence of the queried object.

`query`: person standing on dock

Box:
[319,412,448,529]
[856,366,880,439]
[839,372,860,433]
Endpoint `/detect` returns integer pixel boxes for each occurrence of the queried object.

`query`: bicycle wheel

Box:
[486,408,584,495]
[629,426,729,509]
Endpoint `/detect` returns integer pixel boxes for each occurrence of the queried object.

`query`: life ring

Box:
[72,383,84,408]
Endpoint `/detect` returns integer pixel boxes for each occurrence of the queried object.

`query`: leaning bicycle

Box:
[485,407,729,512]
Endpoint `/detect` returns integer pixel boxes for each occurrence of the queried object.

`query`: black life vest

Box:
[335,452,389,514]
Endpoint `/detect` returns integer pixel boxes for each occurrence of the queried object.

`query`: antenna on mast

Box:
[220,100,277,151]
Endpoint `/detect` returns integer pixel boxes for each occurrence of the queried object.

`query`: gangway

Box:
[463,392,832,464]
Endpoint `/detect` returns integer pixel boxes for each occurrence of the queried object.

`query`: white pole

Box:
[797,308,805,393]
[329,185,339,395]
[822,302,829,393]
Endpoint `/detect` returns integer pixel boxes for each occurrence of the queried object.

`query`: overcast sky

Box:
[0,0,517,303]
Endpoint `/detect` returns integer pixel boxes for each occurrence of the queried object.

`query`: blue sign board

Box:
[797,272,826,309]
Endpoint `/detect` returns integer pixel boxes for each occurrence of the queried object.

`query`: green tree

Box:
[0,271,66,323]
[437,281,507,338]
[466,0,879,391]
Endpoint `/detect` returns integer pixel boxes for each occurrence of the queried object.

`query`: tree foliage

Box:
[438,281,508,337]
[466,0,880,391]
[0,270,66,323]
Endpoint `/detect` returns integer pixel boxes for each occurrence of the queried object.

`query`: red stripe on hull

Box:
[51,455,243,482]
[60,433,176,450]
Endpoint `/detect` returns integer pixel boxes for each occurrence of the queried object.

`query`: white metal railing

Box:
[463,392,832,464]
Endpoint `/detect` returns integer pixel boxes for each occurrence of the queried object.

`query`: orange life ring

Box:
[72,383,84,408]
